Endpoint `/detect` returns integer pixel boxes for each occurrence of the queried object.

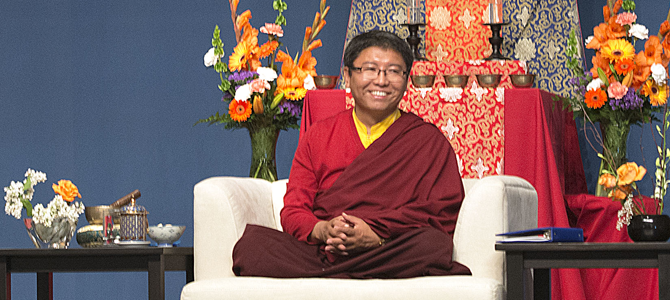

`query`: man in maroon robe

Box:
[233,30,471,278]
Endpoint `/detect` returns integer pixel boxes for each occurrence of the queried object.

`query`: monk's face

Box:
[344,46,408,124]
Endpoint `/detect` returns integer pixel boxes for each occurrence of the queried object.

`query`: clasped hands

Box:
[310,212,382,256]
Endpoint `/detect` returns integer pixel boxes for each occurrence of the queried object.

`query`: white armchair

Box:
[180,175,537,300]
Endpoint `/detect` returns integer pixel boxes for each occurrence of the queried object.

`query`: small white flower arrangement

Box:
[4,169,84,226]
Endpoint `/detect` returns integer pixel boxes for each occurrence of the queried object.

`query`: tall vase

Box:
[248,125,279,182]
[596,119,631,197]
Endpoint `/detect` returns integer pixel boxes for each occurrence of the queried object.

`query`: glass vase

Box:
[23,217,42,248]
[34,217,78,249]
[248,125,279,182]
[596,119,630,197]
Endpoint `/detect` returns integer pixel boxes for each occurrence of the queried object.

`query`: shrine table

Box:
[0,247,193,300]
[496,242,670,300]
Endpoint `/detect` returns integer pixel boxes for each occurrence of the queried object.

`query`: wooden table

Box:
[0,247,193,300]
[496,242,670,300]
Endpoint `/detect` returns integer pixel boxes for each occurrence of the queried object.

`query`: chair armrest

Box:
[454,175,537,282]
[192,177,275,280]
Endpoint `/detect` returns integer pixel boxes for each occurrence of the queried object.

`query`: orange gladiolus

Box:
[659,20,670,38]
[643,36,664,65]
[307,40,322,52]
[587,23,610,50]
[591,52,612,79]
[598,173,617,189]
[616,162,646,185]
[52,180,82,202]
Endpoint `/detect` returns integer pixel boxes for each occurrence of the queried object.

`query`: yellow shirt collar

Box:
[352,109,401,148]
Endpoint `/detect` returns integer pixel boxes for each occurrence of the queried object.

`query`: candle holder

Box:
[483,22,510,61]
[401,23,427,61]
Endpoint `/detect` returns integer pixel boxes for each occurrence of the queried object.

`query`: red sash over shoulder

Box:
[281,109,465,241]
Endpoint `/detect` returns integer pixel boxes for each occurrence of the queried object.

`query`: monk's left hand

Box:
[339,212,383,253]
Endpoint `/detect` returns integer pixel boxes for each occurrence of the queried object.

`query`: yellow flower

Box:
[283,87,307,101]
[52,180,82,202]
[229,41,250,72]
[616,162,646,186]
[601,39,636,61]
[641,80,668,106]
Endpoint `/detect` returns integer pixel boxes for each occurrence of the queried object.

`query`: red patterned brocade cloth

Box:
[345,60,526,179]
[424,0,493,61]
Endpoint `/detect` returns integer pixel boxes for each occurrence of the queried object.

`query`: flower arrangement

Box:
[561,0,670,229]
[197,0,328,131]
[4,169,84,227]
[196,0,328,182]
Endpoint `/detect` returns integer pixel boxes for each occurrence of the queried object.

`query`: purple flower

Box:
[278,100,302,117]
[609,88,643,110]
[228,71,257,83]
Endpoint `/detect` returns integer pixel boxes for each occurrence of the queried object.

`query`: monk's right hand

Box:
[310,217,352,256]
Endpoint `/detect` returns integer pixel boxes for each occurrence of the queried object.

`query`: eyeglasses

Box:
[350,65,408,83]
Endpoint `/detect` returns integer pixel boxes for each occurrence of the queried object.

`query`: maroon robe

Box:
[233,110,471,278]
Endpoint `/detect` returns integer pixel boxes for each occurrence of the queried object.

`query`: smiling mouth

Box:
[370,91,388,97]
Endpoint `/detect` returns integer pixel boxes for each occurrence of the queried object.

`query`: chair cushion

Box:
[181,276,502,300]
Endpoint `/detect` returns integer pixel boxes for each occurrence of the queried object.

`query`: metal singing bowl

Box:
[410,75,436,88]
[85,205,121,225]
[314,75,339,89]
[476,74,502,88]
[443,75,469,88]
[510,74,535,88]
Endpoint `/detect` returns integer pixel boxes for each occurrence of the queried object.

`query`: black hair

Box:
[342,30,413,76]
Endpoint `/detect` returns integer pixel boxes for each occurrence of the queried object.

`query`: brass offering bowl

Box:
[410,75,436,88]
[510,74,535,88]
[443,75,469,88]
[476,74,502,88]
[314,75,339,89]
[85,205,121,225]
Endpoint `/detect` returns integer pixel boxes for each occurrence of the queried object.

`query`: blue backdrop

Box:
[0,0,669,299]
[0,1,349,299]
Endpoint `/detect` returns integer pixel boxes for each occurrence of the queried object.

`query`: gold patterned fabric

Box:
[501,0,584,96]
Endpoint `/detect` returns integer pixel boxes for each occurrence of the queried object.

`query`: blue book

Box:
[496,227,584,243]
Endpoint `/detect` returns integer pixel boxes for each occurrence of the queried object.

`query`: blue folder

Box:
[496,227,584,243]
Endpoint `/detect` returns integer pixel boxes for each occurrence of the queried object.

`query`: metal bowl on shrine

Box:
[314,75,339,89]
[410,75,435,88]
[510,74,535,88]
[443,75,469,88]
[475,74,502,88]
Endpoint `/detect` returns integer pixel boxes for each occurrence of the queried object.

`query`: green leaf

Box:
[20,198,33,217]
[597,68,609,86]
[276,14,286,26]
[23,177,32,191]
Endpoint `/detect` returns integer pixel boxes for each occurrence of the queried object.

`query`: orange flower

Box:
[591,52,612,79]
[660,20,670,38]
[643,36,664,65]
[228,99,252,121]
[587,23,610,50]
[585,88,608,109]
[614,58,634,75]
[633,52,652,89]
[52,180,82,202]
[616,162,646,185]
[609,186,632,201]
[259,41,279,58]
[598,173,617,189]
